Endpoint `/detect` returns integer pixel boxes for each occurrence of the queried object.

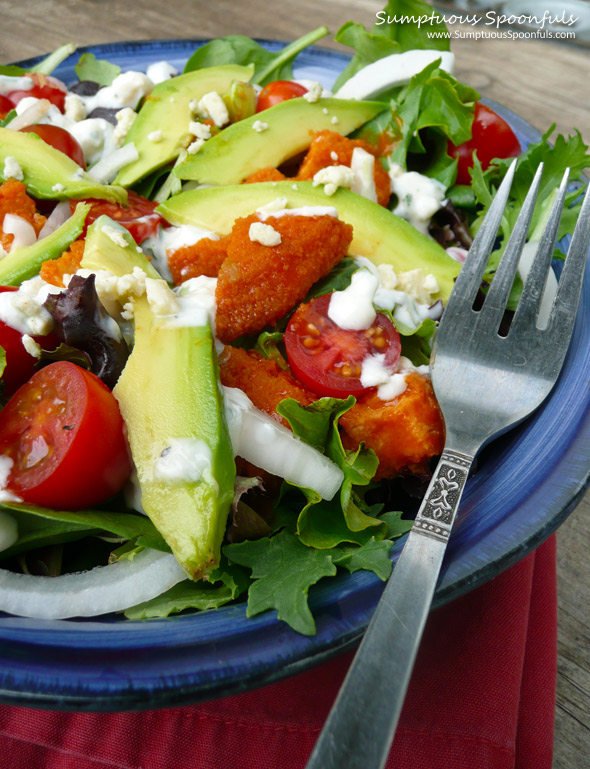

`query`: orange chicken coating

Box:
[0,179,46,252]
[40,239,85,287]
[218,346,314,428]
[244,167,287,184]
[215,213,353,343]
[296,130,391,207]
[339,373,445,480]
[168,235,229,284]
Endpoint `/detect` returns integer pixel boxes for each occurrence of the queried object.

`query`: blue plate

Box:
[0,40,588,710]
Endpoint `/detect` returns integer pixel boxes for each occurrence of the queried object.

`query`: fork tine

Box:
[443,158,518,319]
[479,163,544,326]
[510,169,569,334]
[547,180,590,339]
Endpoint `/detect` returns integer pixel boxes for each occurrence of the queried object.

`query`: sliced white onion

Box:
[38,200,71,239]
[88,142,138,184]
[335,50,455,100]
[223,386,344,500]
[5,98,52,130]
[0,548,186,619]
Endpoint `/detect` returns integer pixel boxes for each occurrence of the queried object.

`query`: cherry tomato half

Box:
[0,361,131,509]
[6,73,67,112]
[448,102,521,186]
[20,124,86,169]
[0,287,58,397]
[0,94,13,120]
[71,190,163,244]
[256,80,309,113]
[285,293,401,398]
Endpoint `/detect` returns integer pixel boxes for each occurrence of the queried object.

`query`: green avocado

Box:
[157,181,460,302]
[113,64,255,188]
[0,127,126,203]
[174,97,387,185]
[81,214,160,279]
[82,218,236,579]
[0,202,90,285]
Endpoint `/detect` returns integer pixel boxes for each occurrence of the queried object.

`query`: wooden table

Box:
[1,0,589,765]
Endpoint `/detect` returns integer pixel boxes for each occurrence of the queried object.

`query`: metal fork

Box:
[305,162,590,769]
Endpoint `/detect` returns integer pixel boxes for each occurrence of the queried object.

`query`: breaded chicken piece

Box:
[215,212,352,343]
[168,235,229,284]
[219,345,314,427]
[0,179,46,252]
[40,239,86,287]
[339,372,445,479]
[296,130,391,207]
[244,167,287,184]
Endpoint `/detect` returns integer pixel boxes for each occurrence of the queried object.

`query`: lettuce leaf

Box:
[124,558,249,619]
[469,127,590,292]
[276,396,386,547]
[74,52,121,86]
[224,529,337,635]
[0,501,169,559]
[183,27,329,86]
[333,0,450,91]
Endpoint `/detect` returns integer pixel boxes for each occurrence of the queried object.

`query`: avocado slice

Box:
[81,214,161,279]
[0,128,126,203]
[157,181,460,302]
[174,97,387,185]
[82,218,235,579]
[0,202,90,285]
[114,64,254,188]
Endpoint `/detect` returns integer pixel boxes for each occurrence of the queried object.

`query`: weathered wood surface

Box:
[1,0,589,764]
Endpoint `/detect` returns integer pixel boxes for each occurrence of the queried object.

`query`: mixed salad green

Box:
[0,0,588,635]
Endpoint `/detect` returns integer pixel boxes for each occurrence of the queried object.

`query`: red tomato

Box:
[0,94,13,119]
[0,287,58,397]
[6,73,67,112]
[0,361,131,509]
[19,124,86,169]
[256,80,309,112]
[285,293,401,398]
[71,191,163,244]
[448,102,521,185]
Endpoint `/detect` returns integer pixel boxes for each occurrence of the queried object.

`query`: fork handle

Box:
[305,447,475,769]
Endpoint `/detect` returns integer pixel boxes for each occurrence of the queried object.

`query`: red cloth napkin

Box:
[0,535,557,769]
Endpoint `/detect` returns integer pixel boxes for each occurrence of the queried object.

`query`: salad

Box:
[0,0,588,636]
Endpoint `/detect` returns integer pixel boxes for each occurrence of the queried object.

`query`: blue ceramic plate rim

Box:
[0,39,588,711]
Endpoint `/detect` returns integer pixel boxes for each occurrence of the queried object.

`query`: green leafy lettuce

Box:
[183,27,329,86]
[467,127,590,289]
[74,52,121,86]
[0,501,169,560]
[333,0,449,91]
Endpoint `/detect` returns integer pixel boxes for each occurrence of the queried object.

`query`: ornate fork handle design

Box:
[305,446,474,769]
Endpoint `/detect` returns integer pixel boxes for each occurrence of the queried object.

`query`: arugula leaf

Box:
[125,581,235,619]
[224,529,337,635]
[333,0,450,91]
[388,61,477,173]
[254,330,288,369]
[74,53,121,86]
[0,345,6,379]
[277,397,385,547]
[0,501,169,559]
[396,317,437,366]
[333,536,394,580]
[469,128,590,289]
[380,509,414,538]
[184,27,329,86]
[124,559,249,619]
